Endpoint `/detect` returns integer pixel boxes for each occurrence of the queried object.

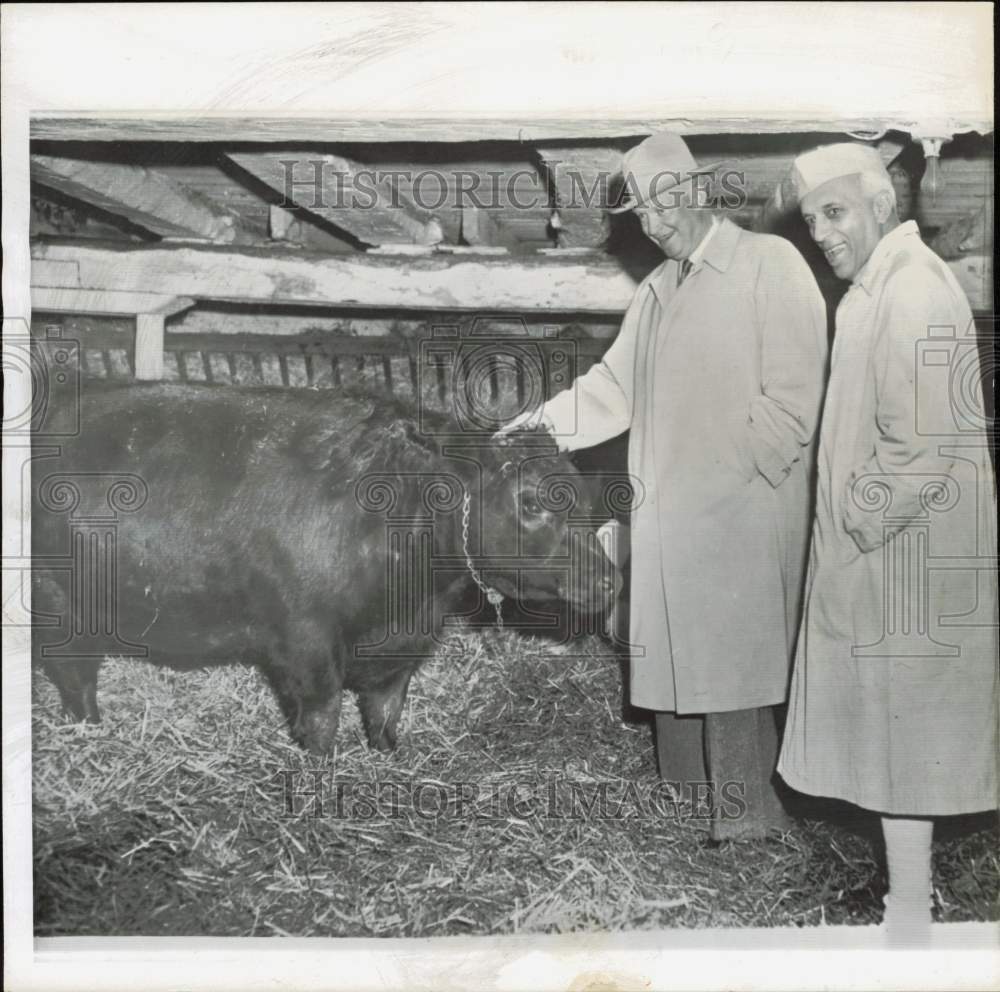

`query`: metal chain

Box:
[461,491,504,629]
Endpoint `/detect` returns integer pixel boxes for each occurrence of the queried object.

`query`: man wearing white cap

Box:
[500,133,828,840]
[777,143,998,934]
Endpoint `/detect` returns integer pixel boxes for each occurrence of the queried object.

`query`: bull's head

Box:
[468,428,619,617]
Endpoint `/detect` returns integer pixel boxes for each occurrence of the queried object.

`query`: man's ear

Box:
[873,189,894,224]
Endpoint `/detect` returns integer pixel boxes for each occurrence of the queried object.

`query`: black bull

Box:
[32,382,619,753]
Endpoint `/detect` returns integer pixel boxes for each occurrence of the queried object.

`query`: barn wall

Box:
[29,136,994,245]
[25,132,994,386]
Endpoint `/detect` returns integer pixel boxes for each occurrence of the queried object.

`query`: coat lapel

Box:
[700,216,741,274]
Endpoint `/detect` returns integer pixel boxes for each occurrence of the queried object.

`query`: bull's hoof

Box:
[367,732,398,753]
[295,722,339,756]
[58,698,102,725]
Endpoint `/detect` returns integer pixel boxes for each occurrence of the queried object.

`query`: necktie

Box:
[677,258,693,287]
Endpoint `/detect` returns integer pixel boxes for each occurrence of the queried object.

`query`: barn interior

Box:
[28,121,993,399]
[25,119,997,636]
[14,5,999,950]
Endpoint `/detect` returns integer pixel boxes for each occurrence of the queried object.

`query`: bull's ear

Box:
[499,459,515,479]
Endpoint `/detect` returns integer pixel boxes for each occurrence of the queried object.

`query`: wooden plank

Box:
[268,204,300,241]
[164,333,419,357]
[226,152,443,247]
[31,287,195,318]
[460,207,519,249]
[536,146,622,248]
[29,116,994,144]
[31,259,81,287]
[32,241,641,314]
[31,155,256,245]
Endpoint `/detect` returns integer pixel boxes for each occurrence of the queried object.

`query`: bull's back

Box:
[32,382,381,659]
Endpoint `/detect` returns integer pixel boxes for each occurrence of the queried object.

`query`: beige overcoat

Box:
[544,218,828,712]
[778,222,998,815]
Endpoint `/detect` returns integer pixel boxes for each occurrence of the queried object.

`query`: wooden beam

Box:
[536,147,622,204]
[31,155,255,245]
[536,140,971,233]
[268,204,300,242]
[30,288,195,318]
[226,152,443,247]
[31,241,640,314]
[460,207,520,249]
[536,146,623,249]
[28,116,994,144]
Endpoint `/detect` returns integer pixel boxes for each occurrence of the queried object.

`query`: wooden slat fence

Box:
[30,319,615,417]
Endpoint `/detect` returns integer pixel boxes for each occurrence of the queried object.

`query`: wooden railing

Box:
[30,320,615,411]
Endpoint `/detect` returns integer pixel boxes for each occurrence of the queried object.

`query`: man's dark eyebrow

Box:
[802,199,842,218]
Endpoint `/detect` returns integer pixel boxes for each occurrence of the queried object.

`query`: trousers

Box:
[655,705,792,841]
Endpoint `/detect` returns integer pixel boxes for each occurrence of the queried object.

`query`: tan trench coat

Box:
[544,218,828,712]
[778,222,998,815]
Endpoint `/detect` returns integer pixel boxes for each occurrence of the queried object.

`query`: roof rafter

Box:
[225,152,444,247]
[30,154,255,244]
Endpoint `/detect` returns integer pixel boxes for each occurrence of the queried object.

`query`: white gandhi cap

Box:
[790,142,891,198]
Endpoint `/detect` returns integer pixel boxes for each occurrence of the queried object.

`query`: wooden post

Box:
[30,287,194,382]
[134,313,166,380]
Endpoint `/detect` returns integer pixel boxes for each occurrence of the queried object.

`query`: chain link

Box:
[461,492,504,629]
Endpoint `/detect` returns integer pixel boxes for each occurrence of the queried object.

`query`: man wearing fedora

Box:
[501,132,828,840]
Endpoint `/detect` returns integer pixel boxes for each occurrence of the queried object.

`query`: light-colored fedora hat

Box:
[608,132,724,213]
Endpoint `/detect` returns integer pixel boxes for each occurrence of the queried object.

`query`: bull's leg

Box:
[42,658,102,723]
[357,666,415,752]
[296,689,343,756]
[266,620,345,755]
[33,572,101,722]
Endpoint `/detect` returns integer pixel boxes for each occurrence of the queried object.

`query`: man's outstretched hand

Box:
[492,407,554,442]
